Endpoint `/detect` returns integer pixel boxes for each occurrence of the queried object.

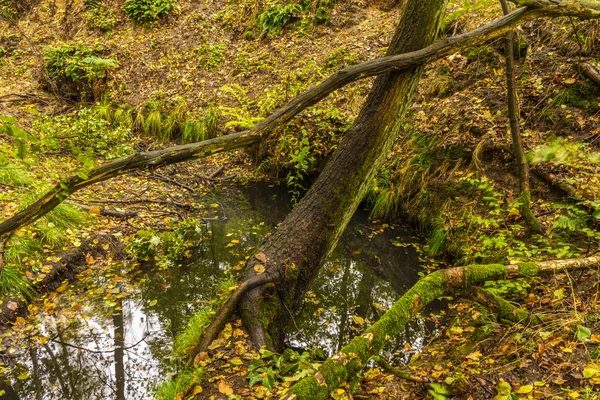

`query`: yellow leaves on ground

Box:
[192,385,203,395]
[465,351,482,361]
[218,380,233,395]
[583,363,600,384]
[515,384,533,394]
[55,280,69,293]
[88,206,102,215]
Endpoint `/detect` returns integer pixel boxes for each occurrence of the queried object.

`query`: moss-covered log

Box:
[283,256,600,399]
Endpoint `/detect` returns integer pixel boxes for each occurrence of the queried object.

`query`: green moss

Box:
[517,262,538,277]
[464,264,507,284]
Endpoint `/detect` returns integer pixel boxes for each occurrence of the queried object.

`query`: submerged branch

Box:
[3,3,598,236]
[284,256,600,399]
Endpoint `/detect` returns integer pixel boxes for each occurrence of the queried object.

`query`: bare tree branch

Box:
[2,1,600,236]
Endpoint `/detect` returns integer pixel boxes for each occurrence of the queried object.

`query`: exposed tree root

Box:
[283,257,600,399]
[1,2,597,237]
[191,271,279,362]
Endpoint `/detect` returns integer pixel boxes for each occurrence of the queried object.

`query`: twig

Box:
[151,172,196,193]
[580,61,600,87]
[65,201,138,219]
[0,234,10,280]
[76,198,193,209]
[373,356,433,384]
[0,93,51,105]
[208,165,225,180]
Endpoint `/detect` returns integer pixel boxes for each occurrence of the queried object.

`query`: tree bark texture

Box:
[284,256,600,399]
[238,0,449,351]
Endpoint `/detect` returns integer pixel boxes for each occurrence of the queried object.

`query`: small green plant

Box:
[0,265,34,298]
[133,97,219,143]
[257,2,300,37]
[247,348,320,389]
[155,366,203,400]
[280,133,315,204]
[122,0,176,24]
[219,84,264,130]
[196,43,225,71]
[86,5,117,32]
[43,42,117,101]
[125,218,203,267]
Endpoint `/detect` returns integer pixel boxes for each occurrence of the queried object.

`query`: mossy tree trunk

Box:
[237,0,449,350]
[284,256,600,399]
[501,0,543,233]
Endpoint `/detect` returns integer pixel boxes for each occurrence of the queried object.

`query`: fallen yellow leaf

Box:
[218,380,233,395]
[254,264,265,274]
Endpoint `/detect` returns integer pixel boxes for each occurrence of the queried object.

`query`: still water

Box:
[1,184,434,399]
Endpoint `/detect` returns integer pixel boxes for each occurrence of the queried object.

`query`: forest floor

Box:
[1,0,600,399]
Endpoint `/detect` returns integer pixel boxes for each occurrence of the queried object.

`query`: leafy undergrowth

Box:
[163,321,326,399]
[353,268,600,400]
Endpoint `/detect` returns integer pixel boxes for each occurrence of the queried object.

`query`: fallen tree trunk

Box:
[532,165,599,213]
[2,2,597,237]
[580,61,600,87]
[284,256,600,399]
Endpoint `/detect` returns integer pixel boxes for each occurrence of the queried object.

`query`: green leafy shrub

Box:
[258,3,301,37]
[43,42,117,101]
[256,0,337,38]
[0,0,38,20]
[122,0,176,24]
[125,218,203,267]
[86,5,117,32]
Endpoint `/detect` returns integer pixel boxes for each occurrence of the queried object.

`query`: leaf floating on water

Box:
[149,300,157,307]
[254,264,265,274]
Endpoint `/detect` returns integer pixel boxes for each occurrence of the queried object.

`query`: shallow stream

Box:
[2,183,435,399]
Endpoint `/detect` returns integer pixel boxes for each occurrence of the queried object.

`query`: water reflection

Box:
[3,183,432,399]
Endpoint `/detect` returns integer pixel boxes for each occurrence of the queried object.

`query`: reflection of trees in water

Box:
[6,184,428,398]
[293,213,435,360]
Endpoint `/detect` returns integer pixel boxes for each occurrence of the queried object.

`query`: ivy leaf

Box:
[576,326,591,342]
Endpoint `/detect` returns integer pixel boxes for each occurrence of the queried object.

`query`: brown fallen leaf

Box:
[255,252,267,263]
[254,264,265,274]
